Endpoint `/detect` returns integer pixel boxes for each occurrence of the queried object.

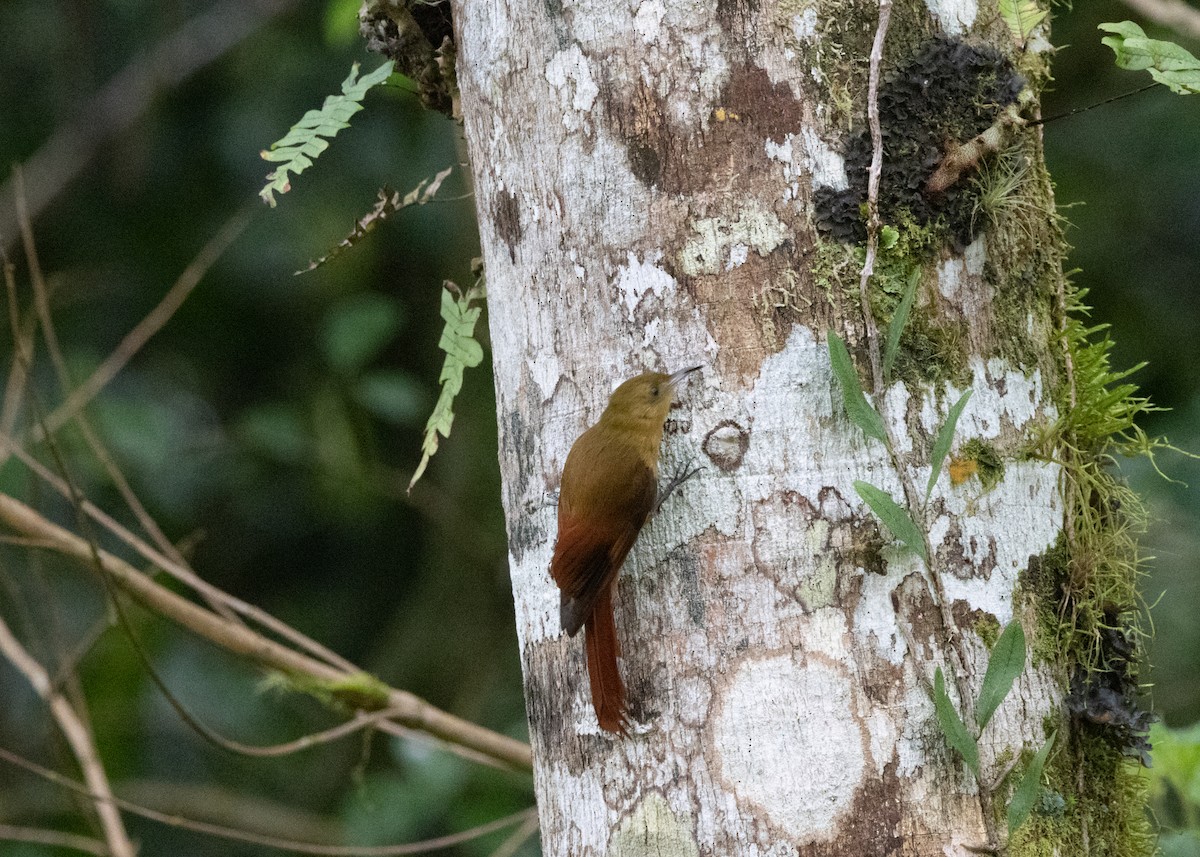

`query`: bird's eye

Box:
[650,385,660,397]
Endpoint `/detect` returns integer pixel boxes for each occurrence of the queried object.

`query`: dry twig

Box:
[0,824,108,857]
[857,0,892,395]
[0,745,536,856]
[0,491,533,771]
[1120,0,1200,40]
[0,616,136,857]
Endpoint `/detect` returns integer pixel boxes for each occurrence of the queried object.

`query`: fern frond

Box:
[408,275,487,493]
[999,0,1048,47]
[260,60,395,207]
[297,167,452,274]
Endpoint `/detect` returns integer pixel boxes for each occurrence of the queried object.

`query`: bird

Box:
[550,366,701,733]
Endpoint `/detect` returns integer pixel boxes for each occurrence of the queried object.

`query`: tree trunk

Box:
[453,0,1150,854]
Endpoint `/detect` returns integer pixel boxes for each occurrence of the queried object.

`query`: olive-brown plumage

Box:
[550,367,699,733]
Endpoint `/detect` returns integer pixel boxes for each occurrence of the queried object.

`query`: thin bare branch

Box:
[0,615,136,857]
[0,253,35,439]
[2,438,358,674]
[12,169,69,387]
[856,2,1000,849]
[7,175,247,626]
[0,824,108,856]
[1119,0,1200,40]
[485,812,539,857]
[0,745,535,856]
[37,207,251,439]
[117,779,339,845]
[857,0,892,397]
[370,719,520,771]
[0,491,533,771]
[208,706,413,757]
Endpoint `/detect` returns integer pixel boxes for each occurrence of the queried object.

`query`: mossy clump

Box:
[961,438,1005,491]
[1017,278,1169,809]
[892,312,972,387]
[264,670,392,712]
[1007,730,1155,857]
[814,37,1025,249]
[975,613,1002,649]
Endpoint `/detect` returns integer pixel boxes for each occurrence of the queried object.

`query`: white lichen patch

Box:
[545,45,599,126]
[634,0,667,43]
[764,128,848,203]
[543,761,609,853]
[852,567,914,665]
[615,251,675,316]
[801,126,848,190]
[924,0,977,35]
[609,793,699,857]
[792,6,818,41]
[935,459,1062,622]
[527,352,562,401]
[919,358,1051,441]
[713,650,866,841]
[679,203,789,277]
[936,237,986,300]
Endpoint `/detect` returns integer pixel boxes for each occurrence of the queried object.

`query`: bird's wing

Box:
[551,463,657,636]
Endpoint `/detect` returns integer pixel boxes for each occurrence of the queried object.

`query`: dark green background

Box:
[0,1,1196,854]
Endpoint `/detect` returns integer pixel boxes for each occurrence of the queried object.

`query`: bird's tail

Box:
[584,587,628,734]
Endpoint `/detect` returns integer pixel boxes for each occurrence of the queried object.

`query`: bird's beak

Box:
[668,365,702,390]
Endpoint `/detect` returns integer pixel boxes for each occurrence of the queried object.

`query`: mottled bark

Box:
[455,0,1071,853]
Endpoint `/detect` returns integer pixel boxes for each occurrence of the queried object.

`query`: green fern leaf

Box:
[260,60,395,207]
[1100,21,1200,95]
[999,0,1048,46]
[408,277,487,492]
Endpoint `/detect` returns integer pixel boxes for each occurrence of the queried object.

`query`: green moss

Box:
[976,613,1002,649]
[968,134,1064,375]
[1008,732,1154,857]
[961,438,1005,491]
[264,670,391,712]
[1019,536,1072,667]
[1019,283,1162,677]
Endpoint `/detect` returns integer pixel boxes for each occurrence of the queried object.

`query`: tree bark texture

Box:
[455,0,1086,854]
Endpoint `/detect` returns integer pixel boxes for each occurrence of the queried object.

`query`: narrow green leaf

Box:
[1100,21,1200,95]
[828,332,887,443]
[1008,732,1057,834]
[883,267,920,381]
[999,0,1048,46]
[975,620,1027,730]
[854,481,928,563]
[408,280,487,492]
[925,390,973,500]
[933,667,981,779]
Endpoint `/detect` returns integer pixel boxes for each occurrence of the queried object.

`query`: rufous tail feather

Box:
[583,586,627,734]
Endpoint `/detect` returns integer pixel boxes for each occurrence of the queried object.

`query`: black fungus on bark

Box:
[814,38,1025,249]
[360,0,457,117]
[1066,614,1156,767]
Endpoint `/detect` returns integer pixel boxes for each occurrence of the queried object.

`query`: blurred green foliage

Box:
[0,0,1197,855]
[1149,722,1200,856]
[0,0,529,853]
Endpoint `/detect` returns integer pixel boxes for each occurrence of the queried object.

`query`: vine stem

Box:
[0,615,136,857]
[857,0,1000,847]
[858,0,890,397]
